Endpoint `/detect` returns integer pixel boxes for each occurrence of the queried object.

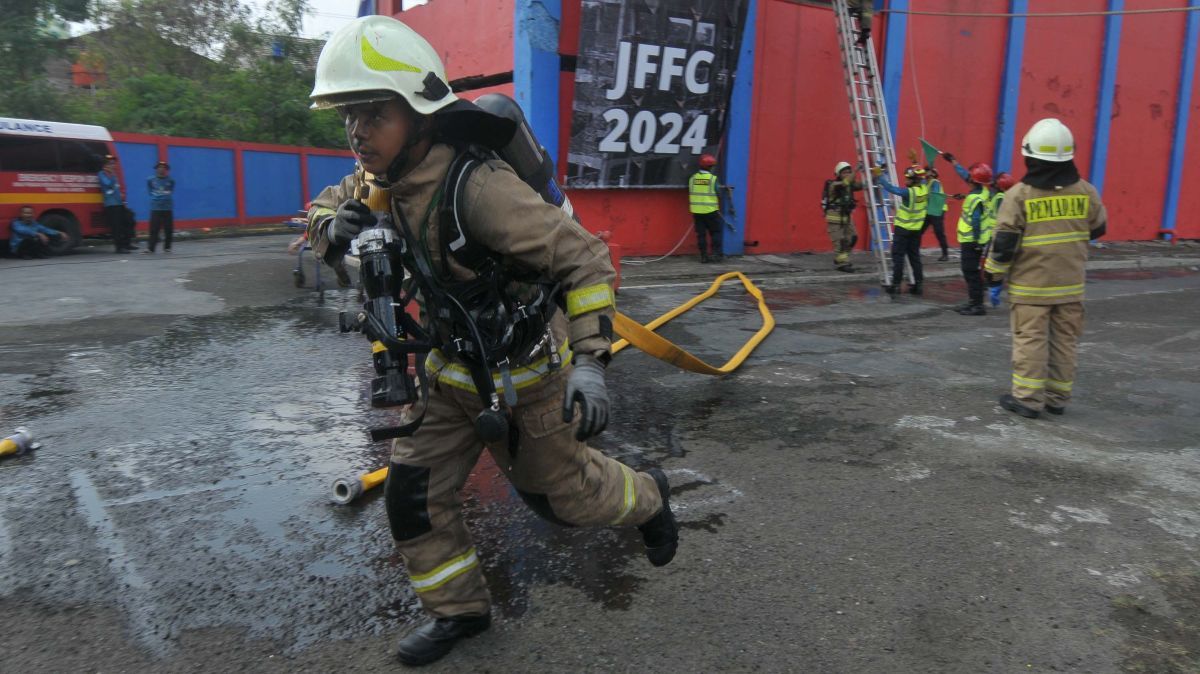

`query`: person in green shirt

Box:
[920,166,950,261]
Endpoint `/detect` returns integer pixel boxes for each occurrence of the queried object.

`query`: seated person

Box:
[9,206,65,259]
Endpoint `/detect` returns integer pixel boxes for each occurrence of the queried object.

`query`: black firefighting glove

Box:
[856,28,870,46]
[563,354,609,441]
[328,199,377,247]
[941,151,955,163]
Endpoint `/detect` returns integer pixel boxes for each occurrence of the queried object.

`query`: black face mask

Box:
[1022,156,1081,189]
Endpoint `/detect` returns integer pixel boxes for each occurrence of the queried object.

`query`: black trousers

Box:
[961,243,984,305]
[104,205,131,250]
[693,211,724,257]
[890,228,924,287]
[149,210,174,251]
[921,213,949,253]
[15,237,50,259]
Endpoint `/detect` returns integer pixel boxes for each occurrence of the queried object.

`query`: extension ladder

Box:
[831,0,909,286]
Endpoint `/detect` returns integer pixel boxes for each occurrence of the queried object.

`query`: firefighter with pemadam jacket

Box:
[305,16,678,667]
[984,118,1107,419]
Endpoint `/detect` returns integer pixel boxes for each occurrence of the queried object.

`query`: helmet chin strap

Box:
[382,131,429,185]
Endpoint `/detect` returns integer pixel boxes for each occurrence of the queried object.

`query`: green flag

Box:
[920,138,940,166]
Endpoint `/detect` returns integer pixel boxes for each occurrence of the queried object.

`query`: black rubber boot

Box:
[638,468,679,567]
[1044,404,1065,415]
[1000,394,1040,419]
[395,613,491,667]
[957,303,986,316]
[908,283,923,296]
[937,252,949,262]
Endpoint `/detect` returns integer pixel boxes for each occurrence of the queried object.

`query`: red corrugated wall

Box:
[1177,26,1200,240]
[894,0,1008,245]
[745,0,863,254]
[388,0,1198,254]
[1106,0,1188,240]
[1008,0,1106,191]
[386,1,515,82]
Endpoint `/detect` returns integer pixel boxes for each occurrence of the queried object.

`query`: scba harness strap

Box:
[369,145,562,443]
[435,145,562,370]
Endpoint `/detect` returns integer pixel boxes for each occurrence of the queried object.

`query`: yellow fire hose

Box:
[610,271,775,373]
[329,271,775,504]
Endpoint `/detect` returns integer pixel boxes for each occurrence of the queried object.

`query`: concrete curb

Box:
[618,255,1200,290]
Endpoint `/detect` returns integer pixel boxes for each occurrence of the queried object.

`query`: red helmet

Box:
[995,172,1016,191]
[968,162,994,185]
[698,154,717,169]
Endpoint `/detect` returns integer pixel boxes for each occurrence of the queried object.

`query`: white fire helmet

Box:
[1021,118,1075,162]
[310,15,457,115]
[834,161,852,176]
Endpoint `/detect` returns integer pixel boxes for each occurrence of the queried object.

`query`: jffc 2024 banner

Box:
[566,0,748,189]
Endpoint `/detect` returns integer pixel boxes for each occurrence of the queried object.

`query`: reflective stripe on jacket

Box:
[426,336,573,395]
[893,183,929,231]
[983,180,1107,305]
[688,171,719,214]
[982,191,1004,237]
[307,144,618,360]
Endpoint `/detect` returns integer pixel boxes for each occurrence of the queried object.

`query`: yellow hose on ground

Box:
[331,271,775,504]
[611,271,774,374]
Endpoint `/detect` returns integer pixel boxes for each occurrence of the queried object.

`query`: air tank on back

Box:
[473,93,578,223]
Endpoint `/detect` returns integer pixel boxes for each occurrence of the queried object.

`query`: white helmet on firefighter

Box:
[834,161,852,176]
[310,15,457,114]
[1021,118,1074,162]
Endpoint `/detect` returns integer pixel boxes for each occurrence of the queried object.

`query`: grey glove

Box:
[328,199,376,247]
[562,354,609,441]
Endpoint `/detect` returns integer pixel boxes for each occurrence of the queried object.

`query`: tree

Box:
[1,0,344,148]
[0,0,92,119]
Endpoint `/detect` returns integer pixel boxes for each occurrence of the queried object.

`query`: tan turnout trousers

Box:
[1009,302,1085,411]
[825,213,855,267]
[387,367,663,619]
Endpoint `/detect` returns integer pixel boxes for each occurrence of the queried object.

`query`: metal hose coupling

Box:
[0,427,39,458]
[330,466,389,505]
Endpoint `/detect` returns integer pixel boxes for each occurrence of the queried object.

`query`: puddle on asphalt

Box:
[1,293,732,655]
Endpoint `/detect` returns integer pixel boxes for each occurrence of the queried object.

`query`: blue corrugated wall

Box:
[167,147,237,220]
[113,142,158,220]
[307,155,357,201]
[244,151,301,217]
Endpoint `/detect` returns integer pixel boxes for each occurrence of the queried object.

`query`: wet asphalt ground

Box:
[1,235,1199,673]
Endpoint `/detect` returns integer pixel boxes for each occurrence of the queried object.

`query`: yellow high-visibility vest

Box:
[957,187,994,244]
[893,183,929,231]
[983,191,1004,237]
[688,171,719,214]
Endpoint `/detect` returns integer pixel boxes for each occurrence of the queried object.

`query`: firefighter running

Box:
[306,16,679,666]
